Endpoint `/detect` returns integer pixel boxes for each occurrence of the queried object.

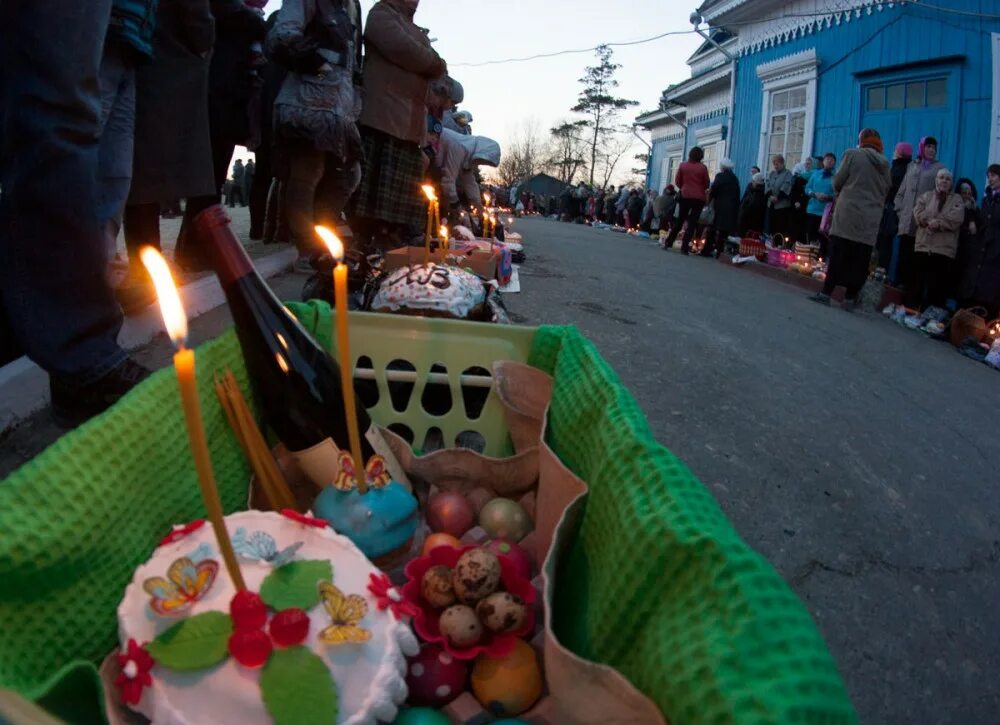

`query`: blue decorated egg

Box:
[314,481,418,560]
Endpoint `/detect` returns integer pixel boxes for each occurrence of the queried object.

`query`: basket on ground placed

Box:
[950,306,988,347]
[766,247,796,268]
[739,233,766,260]
[0,304,855,724]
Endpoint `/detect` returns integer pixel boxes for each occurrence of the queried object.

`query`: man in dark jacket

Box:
[959,165,1000,317]
[876,142,913,274]
[627,189,645,230]
[1,0,152,425]
[705,160,741,258]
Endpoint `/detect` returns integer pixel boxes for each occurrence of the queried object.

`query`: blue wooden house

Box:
[639,0,1000,190]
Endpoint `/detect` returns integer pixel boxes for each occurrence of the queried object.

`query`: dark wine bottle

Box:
[195,205,406,488]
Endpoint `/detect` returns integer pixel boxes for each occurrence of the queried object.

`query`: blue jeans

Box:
[0,0,126,383]
[97,41,137,261]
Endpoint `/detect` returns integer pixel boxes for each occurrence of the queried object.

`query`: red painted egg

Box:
[482,539,533,580]
[426,492,475,537]
[405,643,470,707]
[422,532,463,557]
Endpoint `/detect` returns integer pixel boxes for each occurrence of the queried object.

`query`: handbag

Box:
[819,201,835,236]
[699,201,715,226]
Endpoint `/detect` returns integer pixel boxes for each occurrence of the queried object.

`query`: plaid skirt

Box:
[352,126,426,227]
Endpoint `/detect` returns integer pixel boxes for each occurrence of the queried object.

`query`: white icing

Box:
[372,264,486,319]
[123,661,138,679]
[117,511,412,725]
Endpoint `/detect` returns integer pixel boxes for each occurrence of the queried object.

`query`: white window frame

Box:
[756,49,819,170]
[991,33,1000,166]
[658,136,684,190]
[695,124,726,178]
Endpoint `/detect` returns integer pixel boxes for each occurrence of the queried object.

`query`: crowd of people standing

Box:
[0,0,498,425]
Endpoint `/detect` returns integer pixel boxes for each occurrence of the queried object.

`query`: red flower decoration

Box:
[368,573,420,620]
[115,639,154,706]
[401,545,536,661]
[159,520,206,546]
[279,509,328,529]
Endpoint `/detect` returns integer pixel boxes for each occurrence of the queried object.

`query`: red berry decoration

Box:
[228,629,273,668]
[229,591,267,631]
[269,608,310,647]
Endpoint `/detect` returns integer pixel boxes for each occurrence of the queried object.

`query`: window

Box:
[702,144,719,177]
[766,86,808,168]
[866,78,947,111]
[666,155,682,187]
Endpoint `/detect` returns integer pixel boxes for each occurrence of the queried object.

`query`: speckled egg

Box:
[421,565,457,609]
[478,498,533,542]
[471,640,543,716]
[475,592,528,633]
[452,548,501,604]
[438,605,483,648]
[405,644,469,707]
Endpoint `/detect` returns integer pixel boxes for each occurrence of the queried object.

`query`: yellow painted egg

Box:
[470,640,542,716]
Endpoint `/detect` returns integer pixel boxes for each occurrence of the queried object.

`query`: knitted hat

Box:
[894,142,913,159]
[859,128,884,154]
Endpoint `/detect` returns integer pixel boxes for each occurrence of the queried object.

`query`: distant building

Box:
[515,173,571,200]
[639,0,1000,188]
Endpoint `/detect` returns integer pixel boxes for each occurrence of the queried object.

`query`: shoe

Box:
[50,357,152,428]
[809,292,832,306]
[882,303,897,316]
[293,255,315,273]
[841,299,858,313]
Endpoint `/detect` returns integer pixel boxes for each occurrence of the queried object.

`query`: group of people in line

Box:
[0,0,500,426]
[522,132,999,318]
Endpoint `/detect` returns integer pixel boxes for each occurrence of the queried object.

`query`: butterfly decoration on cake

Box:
[317,581,371,645]
[142,557,219,616]
[231,527,303,567]
[333,452,393,491]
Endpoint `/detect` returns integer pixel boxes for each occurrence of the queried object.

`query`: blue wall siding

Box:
[648,138,670,191]
[729,1,1000,184]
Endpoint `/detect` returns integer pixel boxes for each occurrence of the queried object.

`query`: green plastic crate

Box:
[0,302,855,724]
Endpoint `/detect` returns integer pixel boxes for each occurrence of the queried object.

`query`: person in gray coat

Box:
[894,136,945,289]
[765,155,794,237]
[811,129,892,309]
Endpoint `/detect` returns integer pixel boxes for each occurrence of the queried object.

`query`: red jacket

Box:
[675,161,710,202]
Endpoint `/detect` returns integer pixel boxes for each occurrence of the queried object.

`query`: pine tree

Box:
[572,45,638,187]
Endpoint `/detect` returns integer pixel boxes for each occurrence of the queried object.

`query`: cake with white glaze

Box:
[115,511,418,725]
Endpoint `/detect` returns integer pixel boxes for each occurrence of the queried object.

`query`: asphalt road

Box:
[2,214,998,723]
[504,217,1000,724]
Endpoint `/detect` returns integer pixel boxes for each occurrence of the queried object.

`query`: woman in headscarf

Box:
[950,177,979,303]
[738,172,767,237]
[894,136,945,289]
[810,128,891,310]
[705,159,740,258]
[789,157,813,243]
[875,142,913,274]
[906,168,964,310]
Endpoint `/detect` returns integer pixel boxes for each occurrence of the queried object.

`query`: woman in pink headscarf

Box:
[893,136,945,290]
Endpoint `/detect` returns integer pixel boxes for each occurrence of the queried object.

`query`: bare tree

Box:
[546,120,588,185]
[571,45,638,186]
[596,132,636,188]
[495,119,546,187]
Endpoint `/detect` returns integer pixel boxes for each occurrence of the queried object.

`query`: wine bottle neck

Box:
[194,205,254,286]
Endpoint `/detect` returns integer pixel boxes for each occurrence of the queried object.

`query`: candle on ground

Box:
[140,246,246,592]
[315,226,368,494]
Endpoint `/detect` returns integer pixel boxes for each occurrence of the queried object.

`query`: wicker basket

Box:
[950,307,988,347]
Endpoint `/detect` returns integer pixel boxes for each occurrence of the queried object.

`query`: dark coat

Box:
[738,182,766,236]
[709,169,741,233]
[960,191,1000,309]
[109,0,159,63]
[129,0,216,204]
[208,0,267,145]
[627,195,644,227]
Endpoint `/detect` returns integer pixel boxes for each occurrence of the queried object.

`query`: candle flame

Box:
[421,184,437,202]
[140,246,187,347]
[483,192,491,204]
[315,225,344,262]
[439,225,448,240]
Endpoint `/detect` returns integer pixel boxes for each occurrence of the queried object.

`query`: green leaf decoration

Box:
[260,646,338,725]
[259,560,333,611]
[146,611,233,671]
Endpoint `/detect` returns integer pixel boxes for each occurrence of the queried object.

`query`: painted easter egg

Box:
[392,707,451,725]
[421,532,463,557]
[481,539,533,580]
[470,640,543,716]
[405,644,469,707]
[478,498,533,542]
[426,492,475,537]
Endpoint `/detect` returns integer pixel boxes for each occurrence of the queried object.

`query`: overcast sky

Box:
[257,0,704,182]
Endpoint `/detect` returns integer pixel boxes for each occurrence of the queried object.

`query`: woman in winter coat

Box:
[124,0,216,267]
[738,173,766,237]
[788,157,813,243]
[639,189,657,232]
[626,190,645,230]
[352,0,446,244]
[705,159,740,258]
[907,168,965,310]
[267,0,363,268]
[894,136,945,288]
[959,165,1000,317]
[811,128,891,309]
[950,178,980,302]
[764,155,794,237]
[804,153,836,257]
[653,185,678,235]
[665,146,710,254]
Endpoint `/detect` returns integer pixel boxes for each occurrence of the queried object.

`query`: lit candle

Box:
[482,192,491,239]
[315,226,368,494]
[421,185,437,265]
[439,224,449,253]
[140,247,246,592]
